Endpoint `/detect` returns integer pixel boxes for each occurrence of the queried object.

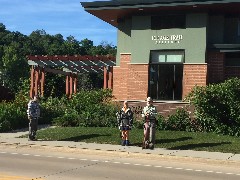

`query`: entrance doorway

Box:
[149,50,184,101]
[149,64,183,100]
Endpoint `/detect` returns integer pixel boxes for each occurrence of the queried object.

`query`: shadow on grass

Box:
[168,142,231,150]
[156,137,193,144]
[58,133,111,142]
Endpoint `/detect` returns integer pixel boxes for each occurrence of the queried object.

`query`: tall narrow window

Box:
[238,19,240,36]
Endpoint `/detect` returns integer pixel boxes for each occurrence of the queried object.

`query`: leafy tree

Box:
[1,44,28,93]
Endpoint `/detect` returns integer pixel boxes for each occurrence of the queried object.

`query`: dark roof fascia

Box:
[208,44,240,52]
[80,0,240,10]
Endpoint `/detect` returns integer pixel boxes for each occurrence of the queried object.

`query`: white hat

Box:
[147,97,152,102]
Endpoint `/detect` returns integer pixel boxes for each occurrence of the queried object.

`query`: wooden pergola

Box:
[27,55,116,98]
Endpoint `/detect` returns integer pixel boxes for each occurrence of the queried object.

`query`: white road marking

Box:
[207,171,213,173]
[134,164,141,166]
[68,158,76,160]
[2,151,240,177]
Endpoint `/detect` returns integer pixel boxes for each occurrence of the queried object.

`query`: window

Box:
[225,52,240,66]
[238,20,240,36]
[151,15,185,30]
[150,50,184,63]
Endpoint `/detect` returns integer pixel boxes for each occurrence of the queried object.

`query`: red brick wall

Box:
[207,52,225,83]
[182,64,207,98]
[113,54,149,100]
[225,67,240,79]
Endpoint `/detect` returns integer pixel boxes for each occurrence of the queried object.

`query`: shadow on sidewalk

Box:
[168,142,231,150]
[156,137,193,144]
[59,133,111,142]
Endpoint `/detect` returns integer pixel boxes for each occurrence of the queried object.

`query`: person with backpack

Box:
[116,100,133,146]
[142,97,157,149]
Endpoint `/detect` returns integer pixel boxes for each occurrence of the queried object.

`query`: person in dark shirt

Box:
[116,101,133,146]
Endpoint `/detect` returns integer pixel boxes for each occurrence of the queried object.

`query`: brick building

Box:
[81,0,240,102]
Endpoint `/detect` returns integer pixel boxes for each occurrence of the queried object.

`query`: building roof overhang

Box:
[208,44,240,52]
[80,0,240,28]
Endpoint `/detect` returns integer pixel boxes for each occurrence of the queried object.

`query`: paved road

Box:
[0,146,240,180]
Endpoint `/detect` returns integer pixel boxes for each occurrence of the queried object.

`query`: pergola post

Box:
[40,67,45,97]
[103,66,108,89]
[66,75,69,97]
[69,73,73,98]
[108,66,113,89]
[73,74,77,94]
[30,66,35,99]
[34,67,40,97]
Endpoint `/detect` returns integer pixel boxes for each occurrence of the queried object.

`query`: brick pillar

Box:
[127,64,149,100]
[182,64,207,99]
[207,52,225,83]
[113,54,131,100]
[113,53,149,101]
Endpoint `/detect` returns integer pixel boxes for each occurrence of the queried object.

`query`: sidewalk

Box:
[1,125,240,163]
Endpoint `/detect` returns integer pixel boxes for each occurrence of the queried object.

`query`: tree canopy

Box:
[0,23,117,97]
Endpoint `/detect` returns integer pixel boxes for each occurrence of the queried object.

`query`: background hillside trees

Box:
[0,23,116,97]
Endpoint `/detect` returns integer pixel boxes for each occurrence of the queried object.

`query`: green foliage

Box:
[186,78,240,136]
[158,108,194,132]
[51,89,119,128]
[0,95,28,132]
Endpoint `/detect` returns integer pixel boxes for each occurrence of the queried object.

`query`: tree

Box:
[1,44,28,93]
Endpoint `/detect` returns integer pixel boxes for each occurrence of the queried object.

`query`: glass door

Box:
[149,64,183,100]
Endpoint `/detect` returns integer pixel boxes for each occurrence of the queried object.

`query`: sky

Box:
[0,0,117,46]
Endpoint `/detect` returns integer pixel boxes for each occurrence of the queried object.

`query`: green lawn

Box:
[31,127,240,154]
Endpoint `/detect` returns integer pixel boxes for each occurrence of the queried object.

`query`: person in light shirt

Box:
[141,97,157,149]
[27,95,40,141]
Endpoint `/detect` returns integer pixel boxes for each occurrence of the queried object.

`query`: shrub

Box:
[52,89,119,127]
[158,108,193,131]
[186,77,240,136]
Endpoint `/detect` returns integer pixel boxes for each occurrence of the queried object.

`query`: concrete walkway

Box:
[1,125,240,163]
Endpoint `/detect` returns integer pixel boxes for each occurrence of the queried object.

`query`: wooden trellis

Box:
[27,55,116,98]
